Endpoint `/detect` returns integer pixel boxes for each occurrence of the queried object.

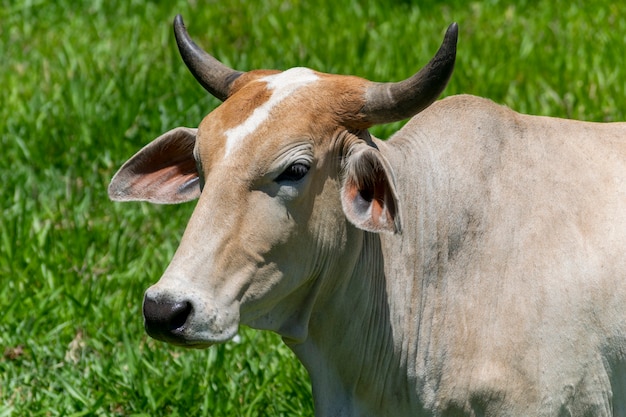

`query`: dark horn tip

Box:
[174,14,185,31]
[448,22,459,37]
[173,14,189,43]
[444,22,459,51]
[171,14,242,102]
[359,22,459,126]
[439,22,459,59]
[424,22,458,84]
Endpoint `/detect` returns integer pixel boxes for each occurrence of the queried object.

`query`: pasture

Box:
[1,0,624,415]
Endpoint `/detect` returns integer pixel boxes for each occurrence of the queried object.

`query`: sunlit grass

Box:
[1,0,624,415]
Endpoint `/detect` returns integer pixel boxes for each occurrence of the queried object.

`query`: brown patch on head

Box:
[230,70,372,132]
[194,69,376,174]
[229,70,281,96]
[322,74,372,129]
[196,73,278,166]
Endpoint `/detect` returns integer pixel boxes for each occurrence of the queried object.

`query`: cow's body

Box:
[109,16,626,416]
[298,94,626,416]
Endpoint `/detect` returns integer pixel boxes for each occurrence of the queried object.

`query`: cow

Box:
[109,14,626,417]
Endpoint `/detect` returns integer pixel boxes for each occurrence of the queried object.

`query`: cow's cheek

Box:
[233,187,320,296]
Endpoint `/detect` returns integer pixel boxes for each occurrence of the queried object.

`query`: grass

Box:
[1,0,624,415]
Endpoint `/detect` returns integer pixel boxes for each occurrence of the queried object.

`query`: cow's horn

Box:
[361,22,458,125]
[174,15,243,102]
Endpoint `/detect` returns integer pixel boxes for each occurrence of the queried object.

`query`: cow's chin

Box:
[146,324,239,349]
[156,336,214,349]
[170,339,215,349]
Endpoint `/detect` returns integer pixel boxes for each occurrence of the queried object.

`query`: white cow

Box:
[109,15,626,416]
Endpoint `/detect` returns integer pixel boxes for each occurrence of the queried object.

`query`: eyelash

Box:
[275,162,310,183]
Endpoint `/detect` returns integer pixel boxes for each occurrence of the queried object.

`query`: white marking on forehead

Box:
[223,67,319,157]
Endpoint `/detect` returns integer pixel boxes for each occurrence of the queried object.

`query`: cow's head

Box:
[109,15,457,347]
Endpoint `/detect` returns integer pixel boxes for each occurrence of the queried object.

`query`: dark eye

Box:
[275,162,310,183]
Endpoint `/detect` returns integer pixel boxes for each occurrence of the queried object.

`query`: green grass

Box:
[1,0,624,415]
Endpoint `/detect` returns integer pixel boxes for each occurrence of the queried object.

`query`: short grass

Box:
[1,0,624,415]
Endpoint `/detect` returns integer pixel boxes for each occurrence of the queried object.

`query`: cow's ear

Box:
[108,127,201,204]
[341,146,402,234]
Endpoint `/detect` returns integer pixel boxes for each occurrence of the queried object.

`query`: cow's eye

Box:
[275,162,310,183]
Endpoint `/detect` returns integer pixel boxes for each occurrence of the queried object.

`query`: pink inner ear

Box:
[109,127,201,204]
[341,148,400,234]
[369,190,386,226]
[130,134,196,175]
[343,176,397,233]
[125,137,199,203]
[127,159,199,202]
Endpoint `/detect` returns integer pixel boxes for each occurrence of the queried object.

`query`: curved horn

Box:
[173,15,243,101]
[361,22,458,125]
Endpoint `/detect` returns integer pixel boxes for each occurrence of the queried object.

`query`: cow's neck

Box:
[286,134,453,416]
[288,230,412,416]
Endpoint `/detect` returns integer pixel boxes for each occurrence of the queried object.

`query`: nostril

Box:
[169,301,192,331]
[143,296,193,340]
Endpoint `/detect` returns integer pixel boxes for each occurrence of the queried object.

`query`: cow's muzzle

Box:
[142,286,239,348]
[143,295,193,345]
